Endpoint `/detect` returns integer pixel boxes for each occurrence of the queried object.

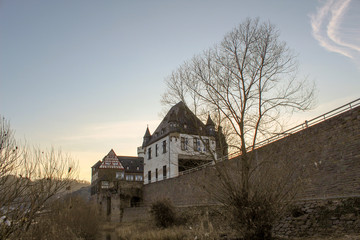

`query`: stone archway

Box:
[130,196,141,207]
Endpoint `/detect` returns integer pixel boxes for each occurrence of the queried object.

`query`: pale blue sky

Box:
[1,0,359,181]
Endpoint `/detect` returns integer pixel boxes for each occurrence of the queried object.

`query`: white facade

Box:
[140,133,216,184]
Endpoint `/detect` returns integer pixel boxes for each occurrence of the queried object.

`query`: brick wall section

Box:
[142,106,360,206]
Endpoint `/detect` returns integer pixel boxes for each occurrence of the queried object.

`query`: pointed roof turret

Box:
[206,115,215,127]
[144,126,151,138]
[142,126,151,147]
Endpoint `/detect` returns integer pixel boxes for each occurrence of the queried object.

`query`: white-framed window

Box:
[163,165,167,179]
[193,137,201,151]
[116,172,124,179]
[101,181,109,189]
[126,175,134,181]
[148,147,152,159]
[181,137,188,150]
[162,140,167,153]
[135,175,143,181]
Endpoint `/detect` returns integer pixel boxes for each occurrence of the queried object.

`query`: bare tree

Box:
[162,18,315,239]
[0,116,78,239]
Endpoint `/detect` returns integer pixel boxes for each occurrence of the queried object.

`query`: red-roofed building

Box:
[91,149,143,221]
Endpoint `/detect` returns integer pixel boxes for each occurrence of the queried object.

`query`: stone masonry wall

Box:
[274,197,360,237]
[142,166,217,206]
[122,197,360,238]
[142,105,360,205]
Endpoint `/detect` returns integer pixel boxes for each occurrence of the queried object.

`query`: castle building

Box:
[138,101,227,184]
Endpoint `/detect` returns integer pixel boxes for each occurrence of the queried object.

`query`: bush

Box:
[17,196,102,240]
[227,193,276,240]
[150,199,176,228]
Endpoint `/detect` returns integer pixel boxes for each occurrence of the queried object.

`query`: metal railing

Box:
[255,98,360,149]
[178,98,360,177]
[178,162,211,176]
[178,151,240,176]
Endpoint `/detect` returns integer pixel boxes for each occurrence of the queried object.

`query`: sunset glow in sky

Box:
[1,0,359,181]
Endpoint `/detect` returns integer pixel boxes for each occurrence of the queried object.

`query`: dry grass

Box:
[98,221,360,240]
[100,221,224,240]
[114,222,190,240]
[292,236,360,240]
[118,227,187,239]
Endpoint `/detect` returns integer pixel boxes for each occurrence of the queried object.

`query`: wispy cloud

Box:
[310,0,360,65]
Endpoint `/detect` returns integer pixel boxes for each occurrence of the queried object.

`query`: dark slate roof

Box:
[91,160,102,169]
[143,101,212,147]
[118,156,144,173]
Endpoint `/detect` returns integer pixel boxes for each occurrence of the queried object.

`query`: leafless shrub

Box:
[0,116,78,239]
[17,196,101,240]
[162,18,315,239]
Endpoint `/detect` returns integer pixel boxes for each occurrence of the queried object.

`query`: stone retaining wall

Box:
[134,106,360,237]
[275,197,360,237]
[121,197,360,238]
[142,106,360,206]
